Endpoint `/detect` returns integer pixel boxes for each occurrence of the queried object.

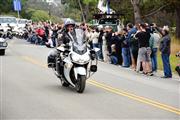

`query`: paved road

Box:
[0,38,180,120]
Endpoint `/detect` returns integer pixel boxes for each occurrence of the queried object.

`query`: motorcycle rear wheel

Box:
[76,75,86,93]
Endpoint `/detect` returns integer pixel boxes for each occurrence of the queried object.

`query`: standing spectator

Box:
[111,32,123,65]
[91,27,100,59]
[86,27,93,49]
[159,26,172,78]
[149,27,161,72]
[51,24,58,47]
[105,26,113,54]
[102,26,110,63]
[121,28,131,67]
[44,23,50,41]
[134,24,142,72]
[135,23,153,75]
[98,25,104,61]
[91,27,99,48]
[127,23,137,69]
[45,26,54,48]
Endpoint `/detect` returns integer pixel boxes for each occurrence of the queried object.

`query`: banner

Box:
[13,0,21,11]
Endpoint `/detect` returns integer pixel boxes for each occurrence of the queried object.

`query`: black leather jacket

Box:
[57,29,74,46]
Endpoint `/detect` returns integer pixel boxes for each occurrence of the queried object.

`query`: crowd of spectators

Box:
[23,21,174,78]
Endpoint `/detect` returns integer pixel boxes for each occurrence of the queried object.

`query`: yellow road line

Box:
[21,56,180,115]
[22,56,48,68]
[87,80,180,115]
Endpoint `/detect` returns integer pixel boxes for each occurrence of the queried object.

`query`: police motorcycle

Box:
[53,29,97,93]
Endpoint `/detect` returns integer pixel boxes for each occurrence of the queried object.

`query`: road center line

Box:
[87,80,180,115]
[21,56,180,115]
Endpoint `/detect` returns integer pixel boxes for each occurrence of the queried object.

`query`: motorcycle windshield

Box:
[71,29,87,55]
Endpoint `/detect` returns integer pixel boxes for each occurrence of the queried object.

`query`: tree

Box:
[172,1,180,39]
[140,0,180,39]
[131,0,142,23]
[0,0,13,14]
[175,6,180,39]
[78,0,85,22]
[81,0,98,22]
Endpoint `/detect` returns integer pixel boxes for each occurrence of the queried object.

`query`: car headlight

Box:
[2,42,8,47]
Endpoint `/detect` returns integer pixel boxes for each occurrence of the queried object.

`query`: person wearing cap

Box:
[159,26,172,78]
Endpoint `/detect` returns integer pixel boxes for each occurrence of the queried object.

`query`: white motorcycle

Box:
[54,29,98,93]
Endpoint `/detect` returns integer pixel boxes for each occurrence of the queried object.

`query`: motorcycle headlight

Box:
[70,53,90,64]
[70,53,81,62]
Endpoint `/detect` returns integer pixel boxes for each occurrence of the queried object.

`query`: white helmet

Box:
[64,18,75,27]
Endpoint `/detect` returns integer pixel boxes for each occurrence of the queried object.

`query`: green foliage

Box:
[0,0,13,13]
[0,0,28,13]
[64,6,81,21]
[51,16,63,23]
[82,0,98,5]
[31,10,50,22]
[0,0,179,29]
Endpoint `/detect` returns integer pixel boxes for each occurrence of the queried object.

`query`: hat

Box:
[105,26,110,29]
[97,25,103,29]
[162,25,169,32]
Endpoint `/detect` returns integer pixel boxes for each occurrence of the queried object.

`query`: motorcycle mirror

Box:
[90,65,97,72]
[90,50,96,60]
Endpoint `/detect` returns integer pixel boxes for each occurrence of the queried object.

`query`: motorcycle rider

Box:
[47,18,76,75]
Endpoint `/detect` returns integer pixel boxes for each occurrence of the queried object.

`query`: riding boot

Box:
[47,56,55,68]
[56,58,64,75]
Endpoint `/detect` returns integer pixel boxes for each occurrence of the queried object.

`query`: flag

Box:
[107,0,110,14]
[13,0,22,11]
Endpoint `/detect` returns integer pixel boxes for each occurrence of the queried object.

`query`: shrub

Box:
[31,10,50,22]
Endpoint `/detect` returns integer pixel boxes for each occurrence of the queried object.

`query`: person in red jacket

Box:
[35,27,46,45]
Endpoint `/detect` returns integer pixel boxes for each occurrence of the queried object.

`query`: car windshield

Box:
[0,17,17,24]
[71,29,87,55]
[99,19,117,24]
[18,20,27,24]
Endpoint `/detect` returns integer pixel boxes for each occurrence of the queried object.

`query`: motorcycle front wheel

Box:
[76,75,86,93]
